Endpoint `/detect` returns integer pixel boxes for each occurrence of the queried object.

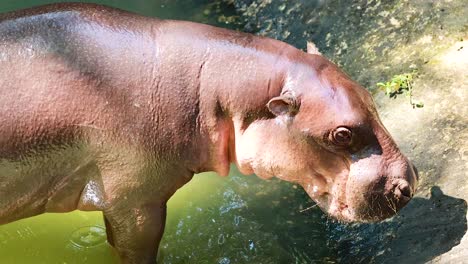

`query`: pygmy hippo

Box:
[0,3,418,263]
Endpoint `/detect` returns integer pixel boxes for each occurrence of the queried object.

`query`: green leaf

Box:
[386,86,392,95]
[415,102,424,108]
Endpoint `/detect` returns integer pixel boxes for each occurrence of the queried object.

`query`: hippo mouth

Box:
[318,197,356,223]
[317,196,377,223]
[322,186,414,223]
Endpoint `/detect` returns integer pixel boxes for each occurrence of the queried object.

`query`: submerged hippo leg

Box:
[103,202,167,264]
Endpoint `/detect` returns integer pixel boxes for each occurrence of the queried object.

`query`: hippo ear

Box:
[267,94,299,116]
[307,41,321,55]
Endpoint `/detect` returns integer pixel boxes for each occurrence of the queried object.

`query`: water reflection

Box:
[0,212,119,263]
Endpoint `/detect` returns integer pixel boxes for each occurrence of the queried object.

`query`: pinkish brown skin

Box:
[0,3,418,264]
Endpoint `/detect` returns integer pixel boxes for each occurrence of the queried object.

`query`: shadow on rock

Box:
[328,186,467,264]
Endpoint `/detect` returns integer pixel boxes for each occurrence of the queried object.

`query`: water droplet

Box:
[218,234,225,245]
[248,240,255,250]
[218,257,230,264]
[208,238,212,248]
[70,226,107,248]
[234,215,241,226]
[176,219,184,235]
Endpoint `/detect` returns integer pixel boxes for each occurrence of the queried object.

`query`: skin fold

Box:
[0,3,418,263]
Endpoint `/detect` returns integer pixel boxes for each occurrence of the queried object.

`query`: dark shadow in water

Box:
[328,186,467,264]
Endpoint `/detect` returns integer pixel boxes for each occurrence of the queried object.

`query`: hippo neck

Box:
[184,30,298,176]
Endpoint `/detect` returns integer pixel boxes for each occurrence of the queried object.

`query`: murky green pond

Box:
[0,169,336,263]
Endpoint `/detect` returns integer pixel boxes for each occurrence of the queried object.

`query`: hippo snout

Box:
[389,161,418,199]
[392,179,413,201]
[338,154,418,222]
[368,162,418,221]
[351,181,414,222]
[364,178,415,220]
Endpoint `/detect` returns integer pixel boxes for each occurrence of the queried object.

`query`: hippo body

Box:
[0,3,418,264]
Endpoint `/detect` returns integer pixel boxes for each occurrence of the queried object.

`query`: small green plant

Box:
[377,72,424,108]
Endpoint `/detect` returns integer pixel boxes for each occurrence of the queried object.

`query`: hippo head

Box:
[232,45,418,222]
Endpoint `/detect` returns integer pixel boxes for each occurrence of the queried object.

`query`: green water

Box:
[0,170,335,263]
[0,0,239,26]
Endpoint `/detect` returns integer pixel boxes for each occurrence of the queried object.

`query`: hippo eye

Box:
[330,127,353,146]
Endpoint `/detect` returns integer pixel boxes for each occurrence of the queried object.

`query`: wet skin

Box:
[0,3,418,264]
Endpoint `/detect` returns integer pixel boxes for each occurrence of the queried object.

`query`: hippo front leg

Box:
[103,202,167,264]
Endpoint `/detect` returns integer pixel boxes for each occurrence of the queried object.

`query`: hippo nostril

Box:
[396,183,412,199]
